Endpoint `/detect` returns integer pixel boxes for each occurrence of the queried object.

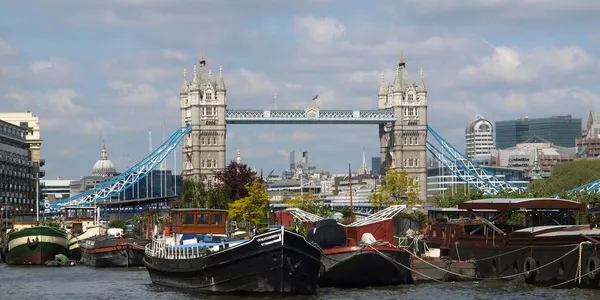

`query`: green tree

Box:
[228,179,270,225]
[370,169,421,209]
[286,191,333,218]
[172,177,229,209]
[215,161,259,202]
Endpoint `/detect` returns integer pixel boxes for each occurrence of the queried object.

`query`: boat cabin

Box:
[427,198,588,252]
[165,208,229,246]
[171,208,228,235]
[64,207,96,235]
[11,213,38,231]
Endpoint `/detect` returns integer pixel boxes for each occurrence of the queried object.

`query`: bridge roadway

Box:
[225,108,395,124]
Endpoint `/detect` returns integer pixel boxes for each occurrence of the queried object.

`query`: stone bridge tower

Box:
[378,55,428,201]
[180,52,227,184]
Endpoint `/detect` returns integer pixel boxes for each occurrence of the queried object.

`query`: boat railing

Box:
[145,238,207,260]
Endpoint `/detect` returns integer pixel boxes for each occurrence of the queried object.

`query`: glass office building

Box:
[495,116,582,149]
[0,120,38,226]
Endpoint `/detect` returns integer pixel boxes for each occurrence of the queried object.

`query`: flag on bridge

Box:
[273,94,277,100]
[312,94,318,101]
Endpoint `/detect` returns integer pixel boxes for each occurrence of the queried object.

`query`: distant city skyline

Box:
[1,1,599,179]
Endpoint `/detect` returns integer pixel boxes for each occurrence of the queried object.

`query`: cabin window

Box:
[212,214,223,225]
[67,209,76,218]
[196,213,209,225]
[15,216,23,223]
[182,213,194,225]
[23,216,33,223]
[86,209,94,218]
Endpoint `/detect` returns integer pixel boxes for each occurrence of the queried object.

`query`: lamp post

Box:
[35,170,40,223]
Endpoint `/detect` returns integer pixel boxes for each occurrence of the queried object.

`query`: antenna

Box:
[149,131,153,198]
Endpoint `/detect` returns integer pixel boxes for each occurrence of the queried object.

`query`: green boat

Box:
[7,213,68,265]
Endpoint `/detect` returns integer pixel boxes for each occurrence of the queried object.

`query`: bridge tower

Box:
[180,52,227,184]
[378,55,428,201]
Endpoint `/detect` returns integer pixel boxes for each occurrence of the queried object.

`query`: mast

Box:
[349,162,353,210]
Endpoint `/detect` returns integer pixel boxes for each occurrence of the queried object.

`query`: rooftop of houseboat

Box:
[458,198,586,211]
[171,208,228,212]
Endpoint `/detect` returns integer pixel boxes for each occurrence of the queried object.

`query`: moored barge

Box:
[6,213,68,265]
[426,198,600,288]
[80,232,148,267]
[143,208,322,295]
[287,205,414,288]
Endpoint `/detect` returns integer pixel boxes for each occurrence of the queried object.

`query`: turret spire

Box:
[378,72,386,95]
[360,147,368,174]
[200,49,205,63]
[181,69,188,92]
[101,142,108,160]
[418,67,426,92]
[217,65,226,91]
[192,65,197,85]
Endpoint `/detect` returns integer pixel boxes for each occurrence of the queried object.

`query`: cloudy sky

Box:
[1,0,599,180]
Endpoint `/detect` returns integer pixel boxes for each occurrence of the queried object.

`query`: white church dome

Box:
[92,144,116,177]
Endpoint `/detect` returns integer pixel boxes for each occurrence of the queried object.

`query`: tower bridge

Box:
[42,52,600,215]
[180,53,429,201]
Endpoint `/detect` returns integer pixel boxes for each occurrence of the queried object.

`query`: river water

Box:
[0,264,598,300]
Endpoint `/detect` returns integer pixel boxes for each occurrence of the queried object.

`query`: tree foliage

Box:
[215,161,259,202]
[370,169,421,208]
[285,191,333,218]
[171,177,229,209]
[228,179,270,225]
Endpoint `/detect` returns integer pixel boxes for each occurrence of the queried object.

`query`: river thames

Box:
[1,264,598,300]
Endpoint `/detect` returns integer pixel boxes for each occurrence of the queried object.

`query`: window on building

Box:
[206,92,213,100]
[196,213,209,225]
[182,214,194,225]
[212,214,223,225]
[407,93,414,102]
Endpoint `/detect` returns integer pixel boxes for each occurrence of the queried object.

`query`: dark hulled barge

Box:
[80,233,148,267]
[287,205,414,288]
[426,198,600,288]
[143,208,322,295]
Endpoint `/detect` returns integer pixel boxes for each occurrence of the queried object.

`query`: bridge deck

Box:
[225,108,395,124]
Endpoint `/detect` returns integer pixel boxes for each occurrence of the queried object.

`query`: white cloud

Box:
[5,1,600,179]
[226,69,278,100]
[107,81,171,106]
[7,89,87,116]
[295,16,345,43]
[28,58,79,85]
[459,46,599,86]
[0,37,17,57]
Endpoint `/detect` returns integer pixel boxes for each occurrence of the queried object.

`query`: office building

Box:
[496,115,582,149]
[0,119,38,225]
[465,115,494,159]
[41,179,73,201]
[427,166,529,197]
[289,150,308,169]
[371,156,382,174]
[0,112,43,163]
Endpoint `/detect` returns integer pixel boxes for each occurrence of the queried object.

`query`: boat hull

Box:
[7,226,68,265]
[144,229,322,295]
[68,226,107,261]
[452,243,600,288]
[80,238,148,267]
[318,246,414,287]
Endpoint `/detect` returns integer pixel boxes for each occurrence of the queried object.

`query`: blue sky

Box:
[1,0,600,179]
